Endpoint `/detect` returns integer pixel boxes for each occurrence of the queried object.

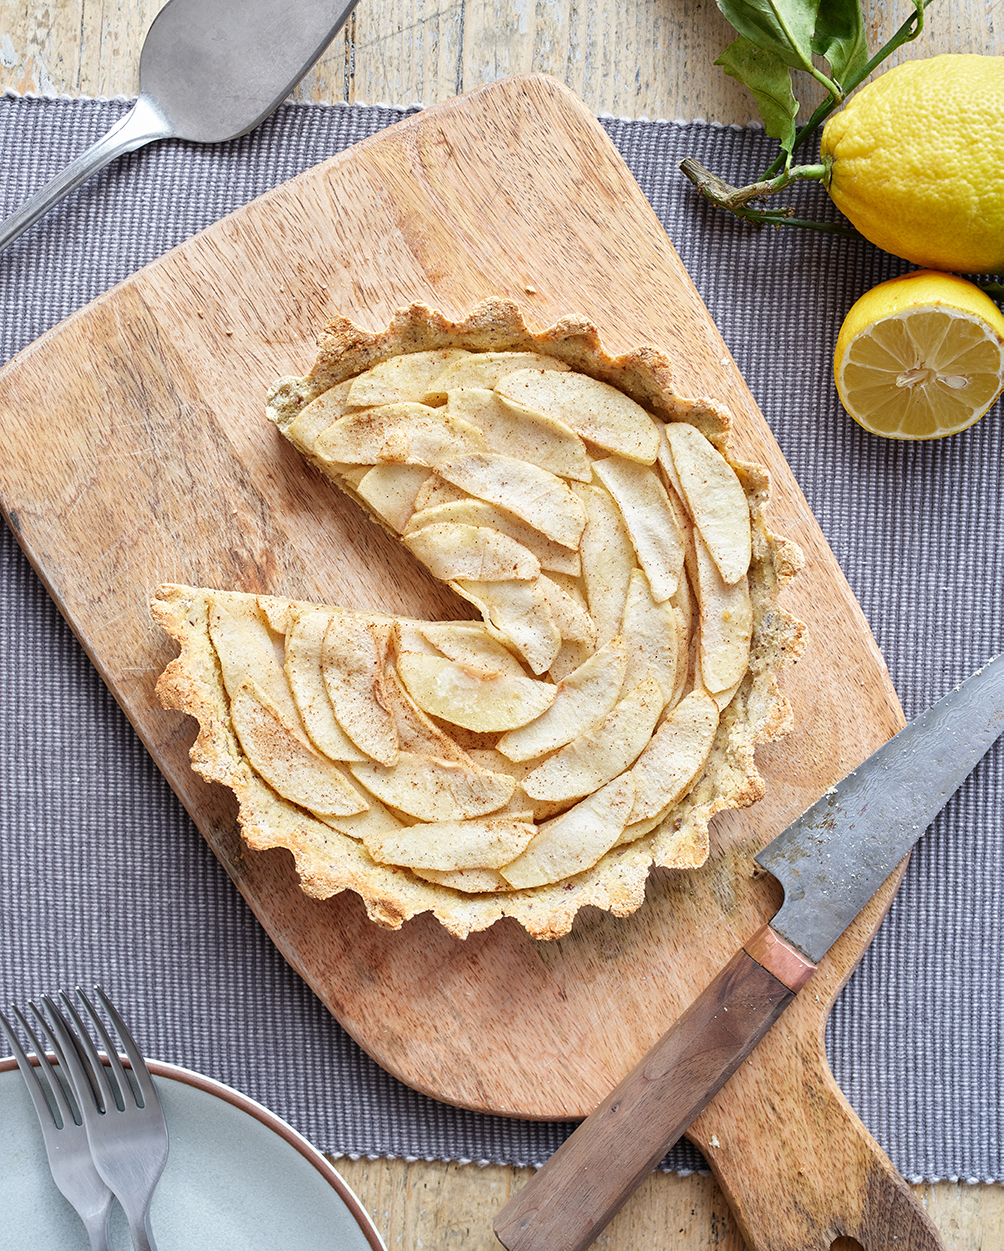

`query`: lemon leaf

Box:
[715,0,843,113]
[716,0,818,74]
[716,36,798,152]
[811,0,868,89]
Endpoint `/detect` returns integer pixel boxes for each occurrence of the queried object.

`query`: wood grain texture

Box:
[0,75,924,1249]
[2,0,1001,120]
[334,1157,1004,1251]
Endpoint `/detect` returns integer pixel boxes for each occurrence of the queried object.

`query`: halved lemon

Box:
[834,270,1004,440]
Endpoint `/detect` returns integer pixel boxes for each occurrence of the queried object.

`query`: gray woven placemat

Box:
[1,90,1001,1184]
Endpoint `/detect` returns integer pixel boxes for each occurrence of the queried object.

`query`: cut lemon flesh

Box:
[837,308,1004,439]
[834,272,1004,440]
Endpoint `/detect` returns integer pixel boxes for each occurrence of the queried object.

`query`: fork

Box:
[0,1004,115,1250]
[32,988,170,1251]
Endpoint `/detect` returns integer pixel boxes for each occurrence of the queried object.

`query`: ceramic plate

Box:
[0,1056,385,1250]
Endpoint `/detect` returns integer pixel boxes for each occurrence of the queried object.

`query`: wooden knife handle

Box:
[493,925,816,1251]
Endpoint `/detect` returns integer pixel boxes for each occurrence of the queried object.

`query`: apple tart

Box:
[153,300,804,940]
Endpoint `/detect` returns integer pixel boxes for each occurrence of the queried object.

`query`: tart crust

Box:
[154,299,804,940]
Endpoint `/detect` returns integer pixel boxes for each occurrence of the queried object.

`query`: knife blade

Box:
[494,652,1004,1251]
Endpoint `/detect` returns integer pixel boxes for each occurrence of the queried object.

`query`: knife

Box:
[494,652,1004,1251]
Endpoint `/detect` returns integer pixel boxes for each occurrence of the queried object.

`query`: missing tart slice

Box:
[153,300,804,940]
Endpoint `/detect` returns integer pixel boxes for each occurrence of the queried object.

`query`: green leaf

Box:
[811,0,868,89]
[715,0,817,72]
[716,36,799,151]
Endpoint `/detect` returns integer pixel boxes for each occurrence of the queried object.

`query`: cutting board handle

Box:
[692,1049,945,1251]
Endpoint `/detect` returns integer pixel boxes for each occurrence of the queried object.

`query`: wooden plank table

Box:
[2,2,1002,1248]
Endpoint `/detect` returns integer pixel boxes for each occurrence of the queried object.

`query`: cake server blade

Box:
[0,0,358,255]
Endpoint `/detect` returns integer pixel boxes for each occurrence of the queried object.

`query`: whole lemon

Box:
[820,55,1004,274]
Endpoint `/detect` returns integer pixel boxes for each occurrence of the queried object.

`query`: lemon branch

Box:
[679,155,863,236]
[683,0,934,231]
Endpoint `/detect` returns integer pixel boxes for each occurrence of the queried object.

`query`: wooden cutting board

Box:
[0,76,941,1250]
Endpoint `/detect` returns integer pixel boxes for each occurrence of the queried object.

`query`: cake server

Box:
[0,0,357,255]
[495,651,1004,1251]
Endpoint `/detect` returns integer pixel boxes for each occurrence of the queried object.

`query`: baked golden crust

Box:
[153,299,804,940]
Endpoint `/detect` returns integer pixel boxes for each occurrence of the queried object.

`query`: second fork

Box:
[33,989,169,1251]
